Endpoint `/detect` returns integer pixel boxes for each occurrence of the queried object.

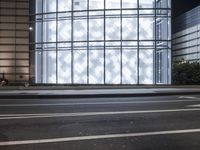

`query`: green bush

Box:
[173,61,200,85]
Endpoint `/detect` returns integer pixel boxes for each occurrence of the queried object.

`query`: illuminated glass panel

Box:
[89,18,104,41]
[89,50,104,84]
[58,0,71,11]
[43,21,56,42]
[74,50,87,84]
[74,0,87,10]
[43,51,57,83]
[122,11,137,40]
[58,20,71,42]
[74,19,87,41]
[43,0,56,12]
[139,17,154,40]
[139,0,154,8]
[122,50,137,84]
[89,0,104,9]
[122,0,137,8]
[106,0,120,9]
[139,50,154,84]
[106,50,121,84]
[57,51,71,83]
[34,0,171,85]
[106,17,120,40]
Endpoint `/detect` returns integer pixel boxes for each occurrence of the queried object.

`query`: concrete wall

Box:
[0,0,29,83]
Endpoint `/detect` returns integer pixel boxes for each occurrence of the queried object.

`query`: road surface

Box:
[0,94,200,150]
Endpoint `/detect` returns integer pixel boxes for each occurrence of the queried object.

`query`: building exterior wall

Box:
[172,6,200,63]
[32,0,171,85]
[0,0,30,83]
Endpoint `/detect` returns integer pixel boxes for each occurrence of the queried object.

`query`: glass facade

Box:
[33,0,171,84]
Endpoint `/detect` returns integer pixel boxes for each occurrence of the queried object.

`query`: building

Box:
[0,0,171,85]
[0,0,29,83]
[173,5,200,63]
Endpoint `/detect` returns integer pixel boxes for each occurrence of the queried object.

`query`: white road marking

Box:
[0,128,200,146]
[179,96,199,99]
[187,104,200,108]
[0,108,200,120]
[0,99,199,107]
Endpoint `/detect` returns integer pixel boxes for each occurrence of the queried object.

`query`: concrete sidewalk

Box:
[0,86,200,99]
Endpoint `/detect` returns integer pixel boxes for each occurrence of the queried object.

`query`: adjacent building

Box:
[173,5,200,63]
[0,0,29,83]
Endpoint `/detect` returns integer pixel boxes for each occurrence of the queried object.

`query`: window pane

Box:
[139,0,155,8]
[43,51,57,83]
[89,50,104,84]
[58,20,71,42]
[122,17,137,40]
[73,0,87,10]
[139,50,153,84]
[156,17,169,41]
[36,22,42,43]
[35,51,42,83]
[43,0,56,12]
[43,21,56,42]
[106,18,120,40]
[90,0,104,9]
[58,0,71,11]
[89,18,104,41]
[139,17,154,40]
[74,50,87,84]
[156,49,168,84]
[36,0,42,13]
[122,50,137,84]
[156,0,169,8]
[106,50,121,84]
[58,51,71,83]
[74,19,87,41]
[106,0,120,9]
[122,0,137,8]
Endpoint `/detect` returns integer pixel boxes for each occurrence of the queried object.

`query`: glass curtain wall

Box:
[33,0,171,84]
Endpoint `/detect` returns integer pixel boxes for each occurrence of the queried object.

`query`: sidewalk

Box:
[0,85,200,99]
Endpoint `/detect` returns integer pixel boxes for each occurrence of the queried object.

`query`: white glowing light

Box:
[29,27,33,31]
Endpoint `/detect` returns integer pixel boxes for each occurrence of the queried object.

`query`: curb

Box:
[0,91,200,99]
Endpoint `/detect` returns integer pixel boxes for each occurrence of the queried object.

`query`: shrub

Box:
[173,61,200,85]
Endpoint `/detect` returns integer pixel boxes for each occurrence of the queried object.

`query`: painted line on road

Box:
[178,96,200,99]
[0,108,200,120]
[0,99,199,107]
[0,128,200,146]
[187,104,200,108]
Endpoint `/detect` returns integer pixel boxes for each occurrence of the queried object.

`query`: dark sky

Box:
[172,0,200,18]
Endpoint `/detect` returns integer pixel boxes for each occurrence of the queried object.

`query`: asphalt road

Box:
[0,94,200,150]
